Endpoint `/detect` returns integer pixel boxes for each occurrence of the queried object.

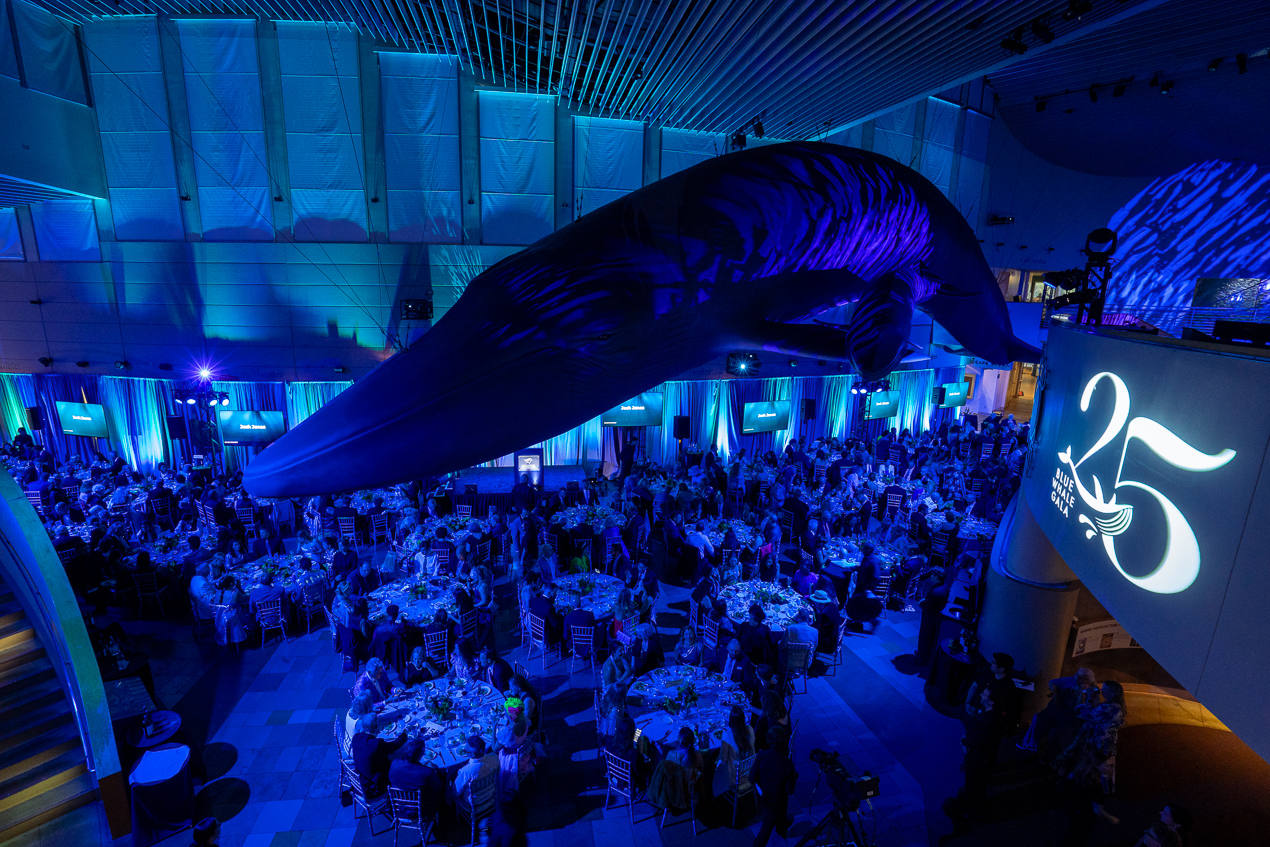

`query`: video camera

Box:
[808,748,881,812]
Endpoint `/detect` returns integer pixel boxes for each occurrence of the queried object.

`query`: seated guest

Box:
[347,560,381,598]
[209,574,244,607]
[528,585,563,646]
[737,604,773,666]
[452,736,499,800]
[422,608,457,654]
[248,572,285,616]
[388,738,443,813]
[782,608,820,652]
[674,625,703,667]
[345,690,377,740]
[631,624,665,676]
[371,603,405,645]
[349,597,375,642]
[353,657,398,704]
[563,596,597,656]
[685,520,715,561]
[450,640,478,680]
[180,534,212,578]
[288,556,325,603]
[709,638,754,687]
[402,646,442,687]
[453,585,475,620]
[660,727,703,772]
[508,674,540,733]
[477,645,514,693]
[331,538,359,581]
[601,643,635,692]
[189,564,213,602]
[430,527,457,574]
[712,704,757,797]
[351,724,407,796]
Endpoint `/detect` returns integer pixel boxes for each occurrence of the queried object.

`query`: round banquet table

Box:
[367,576,462,626]
[717,580,812,633]
[627,666,747,753]
[552,573,623,619]
[376,677,505,768]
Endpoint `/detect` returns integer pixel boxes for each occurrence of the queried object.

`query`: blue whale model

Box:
[245,141,1038,496]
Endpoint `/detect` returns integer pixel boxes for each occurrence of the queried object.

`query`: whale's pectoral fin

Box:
[748,321,851,362]
[846,272,917,380]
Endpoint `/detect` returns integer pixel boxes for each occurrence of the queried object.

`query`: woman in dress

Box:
[1053,680,1127,828]
[674,626,703,667]
[712,704,757,797]
[509,674,540,734]
[596,684,628,741]
[450,639,477,681]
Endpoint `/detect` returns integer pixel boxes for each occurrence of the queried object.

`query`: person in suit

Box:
[477,645,514,693]
[347,561,381,598]
[631,624,665,676]
[388,737,443,816]
[709,638,755,688]
[737,604,773,667]
[248,572,285,616]
[371,603,405,645]
[562,597,596,656]
[528,585,563,647]
[511,474,537,513]
[750,727,796,847]
[809,590,842,655]
[351,727,408,796]
[846,542,881,597]
[331,538,359,580]
[916,568,949,664]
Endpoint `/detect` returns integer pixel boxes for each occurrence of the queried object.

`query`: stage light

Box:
[1062,0,1092,21]
[753,117,765,138]
[1088,86,1098,103]
[739,361,748,372]
[198,368,211,379]
[185,397,196,405]
[725,352,760,376]
[38,357,52,367]
[788,359,798,368]
[730,131,746,151]
[1236,53,1248,74]
[1085,227,1118,262]
[1035,99,1047,112]
[1001,28,1027,55]
[208,398,218,407]
[1031,17,1054,43]
[114,360,129,370]
[220,394,230,406]
[1112,83,1127,97]
[1208,58,1222,72]
[1160,80,1174,94]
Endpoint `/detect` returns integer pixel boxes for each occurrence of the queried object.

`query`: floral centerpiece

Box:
[574,575,596,597]
[410,581,432,600]
[154,532,180,556]
[656,681,701,715]
[426,695,454,720]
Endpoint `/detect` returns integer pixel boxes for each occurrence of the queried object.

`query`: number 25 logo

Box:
[1057,372,1235,595]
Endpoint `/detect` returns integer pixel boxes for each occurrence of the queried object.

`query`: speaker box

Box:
[673,415,690,440]
[24,407,41,430]
[801,398,816,420]
[165,415,189,441]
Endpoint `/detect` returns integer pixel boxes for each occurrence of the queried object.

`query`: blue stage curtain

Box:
[33,374,102,464]
[0,373,37,443]
[98,376,173,474]
[286,381,352,428]
[214,381,286,473]
[649,380,723,465]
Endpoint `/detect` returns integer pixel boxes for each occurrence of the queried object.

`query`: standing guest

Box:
[601,643,635,692]
[916,568,949,664]
[750,727,796,847]
[1020,667,1098,757]
[1134,804,1192,847]
[942,688,1006,838]
[1053,681,1127,839]
[508,674,540,733]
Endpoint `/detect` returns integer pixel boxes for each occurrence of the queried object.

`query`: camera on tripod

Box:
[808,748,881,812]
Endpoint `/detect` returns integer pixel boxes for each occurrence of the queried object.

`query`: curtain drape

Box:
[286,381,353,428]
[33,374,102,464]
[98,376,173,474]
[0,373,37,443]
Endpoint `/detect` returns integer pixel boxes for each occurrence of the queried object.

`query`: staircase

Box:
[0,576,95,843]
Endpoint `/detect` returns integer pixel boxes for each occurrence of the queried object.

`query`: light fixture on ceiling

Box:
[1062,0,1093,21]
[752,117,765,138]
[1088,85,1098,103]
[1236,53,1248,74]
[1031,17,1054,44]
[114,360,130,371]
[730,131,746,151]
[1001,28,1027,55]
[38,357,52,367]
[1208,58,1222,72]
[1112,82,1127,97]
[1160,80,1174,94]
[1035,98,1047,112]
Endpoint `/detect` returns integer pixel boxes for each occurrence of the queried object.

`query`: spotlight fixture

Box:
[158,363,173,371]
[1236,53,1248,74]
[730,131,747,151]
[1149,73,1160,88]
[1088,85,1098,103]
[38,357,52,367]
[850,383,862,395]
[1030,17,1054,44]
[787,359,798,368]
[208,397,218,407]
[752,117,765,138]
[1035,99,1047,112]
[220,395,230,406]
[198,368,212,379]
[987,214,1015,226]
[76,361,89,368]
[1208,58,1222,72]
[1160,80,1174,94]
[1001,28,1027,55]
[1112,82,1127,97]
[1062,0,1093,21]
[726,352,760,376]
[114,360,130,370]
[185,397,196,405]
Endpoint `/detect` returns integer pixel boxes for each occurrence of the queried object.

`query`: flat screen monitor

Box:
[865,391,899,420]
[55,402,109,438]
[940,381,969,408]
[601,392,664,427]
[742,400,791,434]
[217,410,287,445]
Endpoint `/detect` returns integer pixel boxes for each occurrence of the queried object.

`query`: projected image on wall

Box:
[601,392,664,427]
[218,410,287,445]
[742,400,791,434]
[865,391,899,420]
[55,402,109,438]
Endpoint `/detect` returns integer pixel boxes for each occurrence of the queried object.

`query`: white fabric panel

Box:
[919,97,959,197]
[661,128,725,178]
[11,1,86,103]
[107,189,183,241]
[196,186,273,240]
[385,190,461,242]
[380,53,460,243]
[177,19,273,242]
[0,208,22,259]
[31,199,101,261]
[0,0,18,79]
[574,116,641,217]
[479,91,555,245]
[872,101,916,166]
[480,194,552,245]
[84,17,183,241]
[957,110,991,221]
[278,23,365,242]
